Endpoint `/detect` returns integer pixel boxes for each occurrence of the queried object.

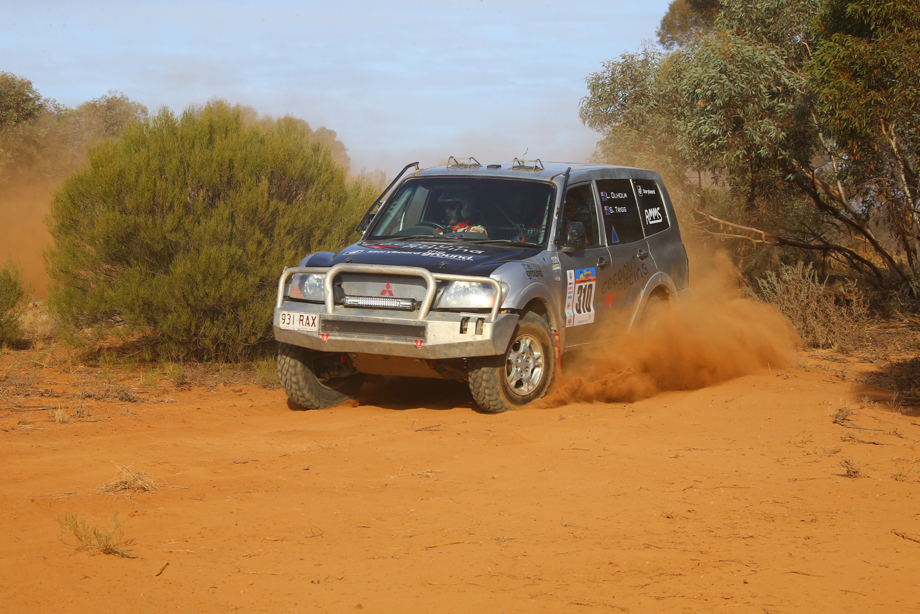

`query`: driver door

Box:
[559,182,614,348]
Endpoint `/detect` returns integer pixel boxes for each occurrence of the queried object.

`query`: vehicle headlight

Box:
[437,281,508,309]
[288,273,325,302]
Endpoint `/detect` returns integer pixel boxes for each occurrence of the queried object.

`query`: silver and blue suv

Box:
[274,157,689,413]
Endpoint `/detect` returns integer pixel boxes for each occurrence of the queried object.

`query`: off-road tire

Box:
[468,312,555,414]
[639,292,669,327]
[277,343,365,410]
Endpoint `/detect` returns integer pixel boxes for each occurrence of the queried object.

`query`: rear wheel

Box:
[469,312,555,413]
[640,291,669,327]
[277,343,365,410]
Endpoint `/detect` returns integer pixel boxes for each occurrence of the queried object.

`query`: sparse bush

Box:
[0,259,26,346]
[753,262,868,352]
[57,512,135,558]
[840,458,863,478]
[46,101,379,360]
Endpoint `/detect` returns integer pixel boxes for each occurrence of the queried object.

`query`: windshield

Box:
[367,177,556,245]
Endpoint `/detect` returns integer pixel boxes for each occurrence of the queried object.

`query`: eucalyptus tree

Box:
[581,0,919,288]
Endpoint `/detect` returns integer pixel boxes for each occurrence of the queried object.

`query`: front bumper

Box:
[272,264,519,359]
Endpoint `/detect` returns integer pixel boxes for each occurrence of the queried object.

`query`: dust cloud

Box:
[0,178,54,298]
[540,249,800,407]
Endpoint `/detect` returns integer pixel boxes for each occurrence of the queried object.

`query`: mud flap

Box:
[552,331,563,383]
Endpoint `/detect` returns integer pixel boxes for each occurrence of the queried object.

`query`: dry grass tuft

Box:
[100,462,160,496]
[832,404,854,425]
[49,407,69,424]
[840,458,863,478]
[254,358,279,388]
[754,262,868,353]
[21,300,57,348]
[78,384,140,403]
[57,513,136,558]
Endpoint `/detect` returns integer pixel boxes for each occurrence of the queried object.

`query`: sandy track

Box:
[1,354,919,613]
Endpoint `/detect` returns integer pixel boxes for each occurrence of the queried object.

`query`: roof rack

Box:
[511,158,544,172]
[446,156,482,169]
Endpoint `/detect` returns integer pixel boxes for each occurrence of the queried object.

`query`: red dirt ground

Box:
[2,347,920,613]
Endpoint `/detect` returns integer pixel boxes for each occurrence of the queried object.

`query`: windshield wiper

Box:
[376,235,458,242]
[463,238,543,247]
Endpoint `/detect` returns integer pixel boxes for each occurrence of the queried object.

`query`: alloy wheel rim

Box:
[504,334,545,396]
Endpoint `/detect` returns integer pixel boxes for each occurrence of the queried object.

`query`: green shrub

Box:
[0,259,25,346]
[753,262,868,352]
[46,101,378,360]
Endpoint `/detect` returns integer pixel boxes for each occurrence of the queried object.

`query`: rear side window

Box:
[596,179,644,244]
[562,183,600,247]
[633,178,670,235]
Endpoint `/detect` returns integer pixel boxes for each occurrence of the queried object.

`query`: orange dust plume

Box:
[540,249,800,407]
[0,178,54,298]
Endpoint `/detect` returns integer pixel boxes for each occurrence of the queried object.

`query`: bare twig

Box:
[892,529,920,545]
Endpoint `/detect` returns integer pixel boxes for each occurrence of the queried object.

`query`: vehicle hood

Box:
[303,240,543,277]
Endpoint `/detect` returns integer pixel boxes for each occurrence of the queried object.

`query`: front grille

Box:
[321,320,426,340]
[338,274,428,302]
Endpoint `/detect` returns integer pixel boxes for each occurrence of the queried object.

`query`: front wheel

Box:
[468,312,556,413]
[277,343,365,410]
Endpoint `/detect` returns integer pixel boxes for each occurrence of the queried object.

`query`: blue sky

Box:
[2,1,670,177]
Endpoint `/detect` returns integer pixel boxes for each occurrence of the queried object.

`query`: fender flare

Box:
[626,272,679,329]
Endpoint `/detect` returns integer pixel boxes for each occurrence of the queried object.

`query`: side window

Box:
[562,183,600,247]
[596,179,644,244]
[633,178,670,235]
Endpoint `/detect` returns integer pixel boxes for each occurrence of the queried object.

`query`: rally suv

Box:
[274,157,689,413]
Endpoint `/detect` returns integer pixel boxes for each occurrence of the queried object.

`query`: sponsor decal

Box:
[380,282,394,296]
[644,206,663,225]
[420,250,474,261]
[602,257,651,296]
[551,254,562,271]
[414,339,424,349]
[636,186,657,197]
[604,293,615,309]
[368,243,484,254]
[564,267,596,327]
[320,333,330,343]
[609,224,620,244]
[524,267,544,279]
[348,248,475,261]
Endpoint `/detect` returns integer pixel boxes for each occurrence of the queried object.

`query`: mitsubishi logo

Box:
[380,282,394,296]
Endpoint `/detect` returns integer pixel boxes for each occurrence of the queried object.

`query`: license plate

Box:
[278,311,319,332]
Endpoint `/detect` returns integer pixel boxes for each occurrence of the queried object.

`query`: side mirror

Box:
[560,222,586,252]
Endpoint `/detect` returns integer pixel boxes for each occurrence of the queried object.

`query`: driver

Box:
[439,197,487,236]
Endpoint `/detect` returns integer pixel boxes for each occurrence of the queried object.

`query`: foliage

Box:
[807,0,920,272]
[0,72,53,182]
[581,0,919,290]
[0,72,45,128]
[657,0,721,49]
[46,101,379,361]
[753,262,867,352]
[0,259,26,346]
[0,79,150,186]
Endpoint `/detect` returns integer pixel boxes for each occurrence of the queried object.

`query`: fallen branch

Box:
[425,541,481,550]
[892,529,920,545]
